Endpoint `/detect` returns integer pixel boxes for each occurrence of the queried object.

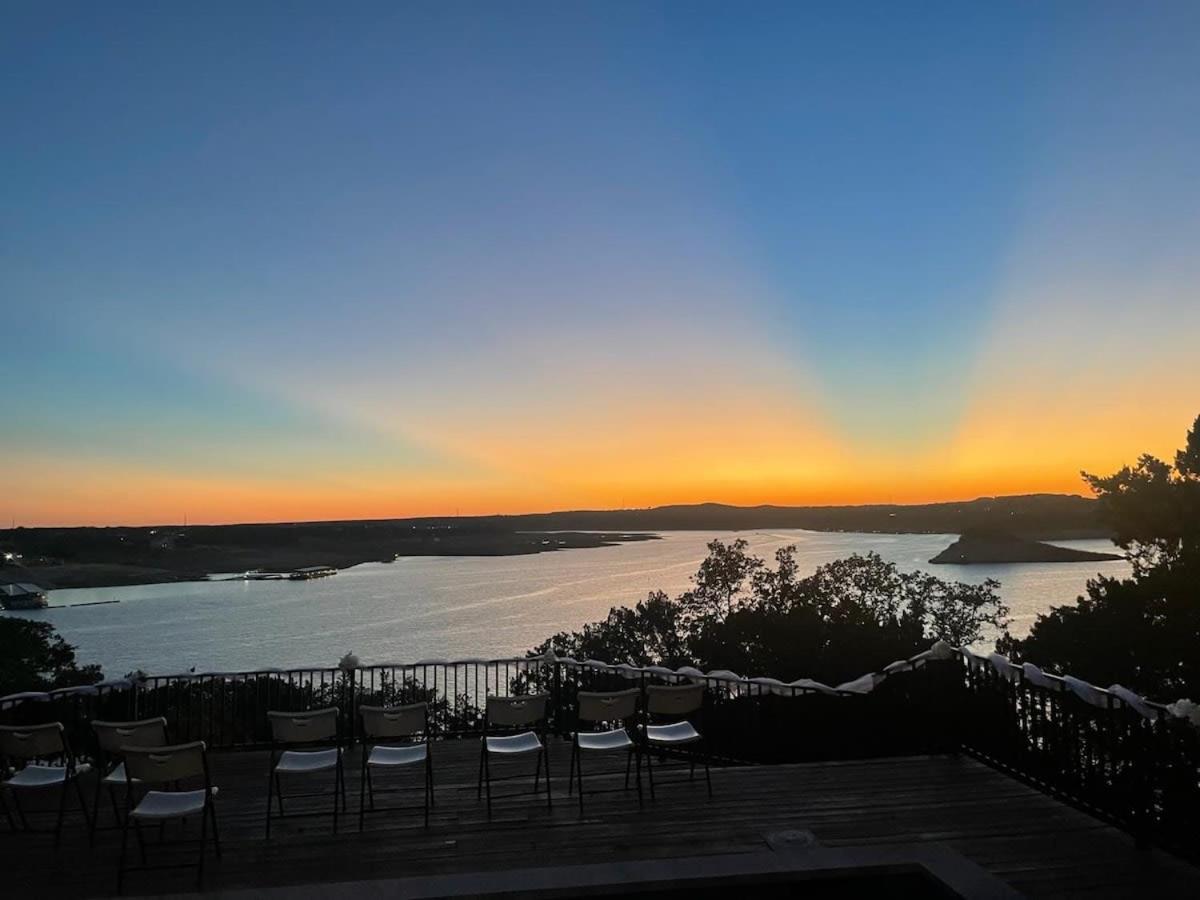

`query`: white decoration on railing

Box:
[1167,699,1200,727]
[1063,676,1109,708]
[988,653,1020,683]
[927,640,956,660]
[0,639,1176,721]
[1021,663,1063,691]
[836,673,882,695]
[788,678,838,696]
[1108,685,1156,720]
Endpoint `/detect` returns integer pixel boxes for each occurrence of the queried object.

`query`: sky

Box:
[2,2,1199,526]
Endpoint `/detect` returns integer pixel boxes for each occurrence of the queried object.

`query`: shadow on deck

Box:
[3,740,1198,898]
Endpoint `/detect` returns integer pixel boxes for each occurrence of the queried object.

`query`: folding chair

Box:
[643,683,712,799]
[116,741,220,892]
[568,687,642,814]
[358,702,434,830]
[477,694,551,816]
[0,721,92,846]
[265,708,347,837]
[91,717,169,842]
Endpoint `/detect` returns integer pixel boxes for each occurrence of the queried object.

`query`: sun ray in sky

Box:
[2,2,1198,525]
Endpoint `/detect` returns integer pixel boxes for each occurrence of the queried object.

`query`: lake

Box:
[6,530,1129,678]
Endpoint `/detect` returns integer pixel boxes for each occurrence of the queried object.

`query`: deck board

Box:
[2,741,1197,898]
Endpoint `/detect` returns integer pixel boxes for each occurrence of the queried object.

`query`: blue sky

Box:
[3,2,1198,524]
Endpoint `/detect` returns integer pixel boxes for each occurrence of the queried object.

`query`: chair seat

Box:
[4,763,90,789]
[275,748,341,774]
[367,743,427,767]
[485,732,542,754]
[577,728,634,751]
[646,721,701,744]
[130,787,217,820]
[103,761,143,786]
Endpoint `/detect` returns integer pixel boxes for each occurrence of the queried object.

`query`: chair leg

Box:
[74,775,93,832]
[117,809,131,894]
[634,749,644,806]
[483,751,492,817]
[209,797,222,857]
[1,789,15,832]
[359,761,368,832]
[476,741,485,801]
[90,773,104,844]
[428,754,435,808]
[54,780,69,849]
[567,743,576,795]
[133,817,148,866]
[265,770,275,839]
[646,746,656,800]
[12,789,30,830]
[575,749,584,815]
[423,761,431,828]
[198,803,209,886]
[543,744,552,810]
[332,765,340,834]
[625,749,632,789]
[704,744,713,798]
[108,786,123,830]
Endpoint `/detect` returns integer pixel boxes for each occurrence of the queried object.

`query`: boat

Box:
[0,582,50,610]
[288,566,338,580]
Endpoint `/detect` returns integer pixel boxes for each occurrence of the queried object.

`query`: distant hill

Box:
[411,494,1108,540]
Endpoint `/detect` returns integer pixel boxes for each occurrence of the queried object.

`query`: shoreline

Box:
[5,531,661,590]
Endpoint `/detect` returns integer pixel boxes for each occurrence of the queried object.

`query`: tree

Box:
[533,542,1006,685]
[1003,414,1200,699]
[0,617,102,697]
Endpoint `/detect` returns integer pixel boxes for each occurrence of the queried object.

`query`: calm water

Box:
[5,531,1128,678]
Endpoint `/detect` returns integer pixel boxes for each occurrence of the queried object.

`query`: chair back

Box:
[267,707,339,744]
[646,684,705,716]
[122,741,207,784]
[93,718,168,754]
[0,722,65,760]
[577,688,640,724]
[485,694,549,728]
[360,703,427,740]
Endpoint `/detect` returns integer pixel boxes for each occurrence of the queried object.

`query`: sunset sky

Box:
[3,3,1199,526]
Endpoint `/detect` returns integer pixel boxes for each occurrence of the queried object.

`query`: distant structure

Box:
[0,582,49,610]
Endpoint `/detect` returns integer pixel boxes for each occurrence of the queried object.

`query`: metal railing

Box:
[958,656,1200,862]
[1,654,1195,861]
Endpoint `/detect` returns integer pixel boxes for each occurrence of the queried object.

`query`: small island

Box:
[929,532,1124,565]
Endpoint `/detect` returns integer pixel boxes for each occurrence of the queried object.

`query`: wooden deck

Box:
[3,739,1198,898]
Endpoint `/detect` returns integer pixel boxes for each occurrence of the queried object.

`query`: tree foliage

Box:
[0,617,102,697]
[533,540,1006,684]
[1003,414,1200,699]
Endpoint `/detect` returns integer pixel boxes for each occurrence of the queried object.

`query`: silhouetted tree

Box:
[533,542,1006,684]
[1003,414,1200,699]
[0,617,102,696]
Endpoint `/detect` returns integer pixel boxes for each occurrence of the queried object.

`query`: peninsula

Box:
[929,532,1124,565]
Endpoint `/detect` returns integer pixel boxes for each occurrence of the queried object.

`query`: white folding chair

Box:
[568,687,642,814]
[358,702,434,830]
[643,684,712,799]
[477,694,551,816]
[265,708,346,837]
[0,721,92,846]
[90,717,169,842]
[117,741,219,892]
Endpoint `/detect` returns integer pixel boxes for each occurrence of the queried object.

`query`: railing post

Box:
[552,662,563,737]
